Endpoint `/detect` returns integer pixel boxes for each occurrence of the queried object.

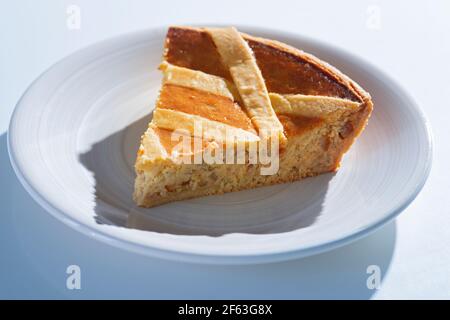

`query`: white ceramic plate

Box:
[8,26,432,264]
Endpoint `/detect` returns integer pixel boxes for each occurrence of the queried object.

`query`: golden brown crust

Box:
[152,108,260,142]
[238,31,374,136]
[160,62,235,99]
[242,33,365,102]
[206,27,286,143]
[152,126,209,156]
[165,26,372,106]
[270,93,360,119]
[158,83,255,132]
[165,27,232,80]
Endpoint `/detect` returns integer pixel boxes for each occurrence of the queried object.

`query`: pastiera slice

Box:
[133,26,373,207]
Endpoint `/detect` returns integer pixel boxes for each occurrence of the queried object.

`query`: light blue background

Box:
[1,0,449,299]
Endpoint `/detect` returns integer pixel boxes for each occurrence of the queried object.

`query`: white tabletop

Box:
[1,0,449,299]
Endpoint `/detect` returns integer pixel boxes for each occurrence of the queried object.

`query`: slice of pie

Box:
[133,26,373,207]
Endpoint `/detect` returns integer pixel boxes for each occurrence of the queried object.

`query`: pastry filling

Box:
[165,27,231,80]
[157,83,254,131]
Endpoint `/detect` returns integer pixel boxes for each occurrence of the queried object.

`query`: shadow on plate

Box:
[79,115,334,236]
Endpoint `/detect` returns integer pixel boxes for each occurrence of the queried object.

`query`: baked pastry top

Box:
[134,26,373,207]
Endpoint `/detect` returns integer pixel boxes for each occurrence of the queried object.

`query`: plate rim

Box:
[7,25,434,264]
